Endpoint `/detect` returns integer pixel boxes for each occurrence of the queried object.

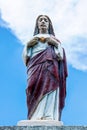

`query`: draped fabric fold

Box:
[26,45,68,119]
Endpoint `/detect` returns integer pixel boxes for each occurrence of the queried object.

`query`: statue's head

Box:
[33,15,55,36]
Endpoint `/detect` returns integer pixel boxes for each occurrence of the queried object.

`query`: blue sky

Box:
[0,27,27,125]
[0,0,87,126]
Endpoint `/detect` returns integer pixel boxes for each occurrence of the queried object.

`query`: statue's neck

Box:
[39,28,48,34]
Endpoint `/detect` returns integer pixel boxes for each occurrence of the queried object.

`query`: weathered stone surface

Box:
[0,126,87,130]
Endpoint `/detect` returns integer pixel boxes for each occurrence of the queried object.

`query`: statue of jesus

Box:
[22,15,68,121]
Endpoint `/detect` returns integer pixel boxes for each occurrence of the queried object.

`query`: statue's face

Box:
[38,15,49,31]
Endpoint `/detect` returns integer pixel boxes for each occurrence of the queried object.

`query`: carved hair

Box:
[33,15,55,36]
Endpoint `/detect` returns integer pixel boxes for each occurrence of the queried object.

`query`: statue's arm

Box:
[22,45,32,66]
[46,36,63,60]
[22,37,38,66]
[54,43,63,60]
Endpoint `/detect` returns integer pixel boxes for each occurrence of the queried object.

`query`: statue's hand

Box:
[26,37,39,47]
[46,37,58,48]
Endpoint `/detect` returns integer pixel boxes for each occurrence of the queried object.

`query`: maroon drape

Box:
[26,46,68,119]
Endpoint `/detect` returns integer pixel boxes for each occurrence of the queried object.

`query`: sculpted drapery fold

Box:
[25,45,67,119]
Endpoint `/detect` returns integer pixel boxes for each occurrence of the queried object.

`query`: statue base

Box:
[17,120,63,126]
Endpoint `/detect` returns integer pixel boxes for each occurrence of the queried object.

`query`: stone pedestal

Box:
[17,120,63,126]
[1,126,87,130]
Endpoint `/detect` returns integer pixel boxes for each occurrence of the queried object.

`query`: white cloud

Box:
[0,0,87,71]
[64,37,87,71]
